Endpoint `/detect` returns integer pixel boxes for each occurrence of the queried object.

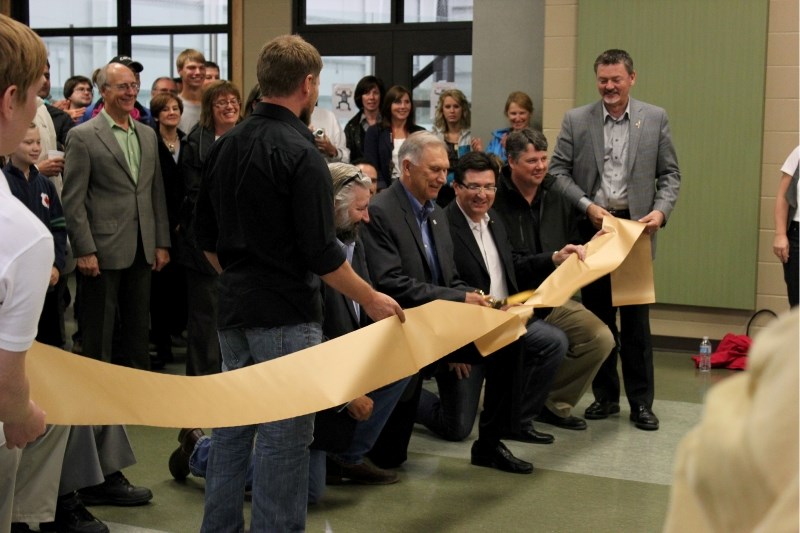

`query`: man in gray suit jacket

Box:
[548,49,680,431]
[63,62,170,370]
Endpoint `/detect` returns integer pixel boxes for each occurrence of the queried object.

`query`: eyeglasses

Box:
[213,98,240,109]
[74,87,93,93]
[106,82,140,92]
[458,183,497,194]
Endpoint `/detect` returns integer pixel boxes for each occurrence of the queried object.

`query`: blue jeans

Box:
[201,323,321,533]
[191,431,325,506]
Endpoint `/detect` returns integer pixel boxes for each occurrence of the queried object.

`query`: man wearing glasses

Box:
[62,75,93,123]
[62,61,171,371]
[79,56,152,126]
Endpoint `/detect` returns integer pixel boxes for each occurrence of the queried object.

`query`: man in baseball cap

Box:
[109,55,143,73]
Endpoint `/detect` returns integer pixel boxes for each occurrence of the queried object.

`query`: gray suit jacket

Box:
[63,114,170,269]
[548,98,681,225]
[360,180,471,308]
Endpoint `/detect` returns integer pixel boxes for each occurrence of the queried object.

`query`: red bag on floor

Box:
[691,334,752,370]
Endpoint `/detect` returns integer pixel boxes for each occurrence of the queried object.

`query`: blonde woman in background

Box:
[432,88,482,205]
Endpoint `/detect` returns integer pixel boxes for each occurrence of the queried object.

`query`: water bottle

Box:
[699,336,712,372]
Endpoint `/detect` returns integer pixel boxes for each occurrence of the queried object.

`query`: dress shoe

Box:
[470,440,533,474]
[178,428,205,454]
[630,405,660,431]
[40,493,109,533]
[503,425,554,444]
[328,456,399,485]
[584,400,621,420]
[535,408,588,430]
[11,524,33,533]
[169,428,205,481]
[77,471,153,506]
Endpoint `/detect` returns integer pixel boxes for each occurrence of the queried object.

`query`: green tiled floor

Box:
[79,351,733,532]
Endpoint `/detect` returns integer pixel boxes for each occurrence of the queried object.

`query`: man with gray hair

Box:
[361,131,532,474]
[194,35,403,532]
[63,61,171,371]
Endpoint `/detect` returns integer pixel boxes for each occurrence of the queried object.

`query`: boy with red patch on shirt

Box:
[3,123,67,346]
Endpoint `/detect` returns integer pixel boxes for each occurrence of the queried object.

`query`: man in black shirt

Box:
[194,35,403,532]
[493,129,613,432]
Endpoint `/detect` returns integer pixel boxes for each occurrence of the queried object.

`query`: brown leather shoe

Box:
[169,428,205,480]
[329,456,399,485]
[178,428,205,454]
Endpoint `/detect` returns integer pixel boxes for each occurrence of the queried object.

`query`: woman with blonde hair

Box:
[432,88,482,205]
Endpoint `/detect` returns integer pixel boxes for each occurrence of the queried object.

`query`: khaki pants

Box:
[544,299,615,417]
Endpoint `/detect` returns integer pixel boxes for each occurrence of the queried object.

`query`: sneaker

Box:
[77,471,153,506]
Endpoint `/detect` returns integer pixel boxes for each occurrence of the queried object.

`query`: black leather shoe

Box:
[535,408,588,430]
[40,493,109,533]
[584,400,621,420]
[470,440,533,474]
[630,405,660,431]
[77,471,153,506]
[503,425,554,444]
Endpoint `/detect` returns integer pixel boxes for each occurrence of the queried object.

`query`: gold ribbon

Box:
[27,217,652,427]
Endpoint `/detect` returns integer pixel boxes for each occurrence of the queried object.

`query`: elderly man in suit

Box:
[63,62,170,370]
[548,49,681,431]
[362,131,532,474]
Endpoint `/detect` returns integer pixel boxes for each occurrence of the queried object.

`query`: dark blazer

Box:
[322,236,372,340]
[361,180,471,308]
[178,124,218,275]
[62,114,170,269]
[363,124,426,191]
[445,202,520,296]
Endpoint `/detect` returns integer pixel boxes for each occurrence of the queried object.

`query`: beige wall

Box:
[235,0,293,97]
[543,0,798,338]
[758,0,799,319]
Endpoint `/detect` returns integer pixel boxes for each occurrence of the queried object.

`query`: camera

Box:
[313,128,325,138]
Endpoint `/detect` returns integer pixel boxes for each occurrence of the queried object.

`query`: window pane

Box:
[30,0,116,29]
[404,0,473,23]
[317,56,376,128]
[131,0,228,26]
[305,0,391,24]
[132,33,229,103]
[43,36,118,101]
[411,54,472,130]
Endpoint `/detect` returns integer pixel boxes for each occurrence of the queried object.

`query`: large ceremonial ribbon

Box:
[27,217,653,427]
